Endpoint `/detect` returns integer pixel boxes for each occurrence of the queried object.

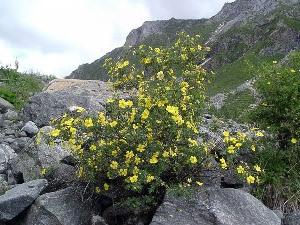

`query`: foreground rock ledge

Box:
[0,179,48,222]
[150,187,281,225]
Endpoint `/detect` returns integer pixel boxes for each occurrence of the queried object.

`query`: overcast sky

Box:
[0,0,234,78]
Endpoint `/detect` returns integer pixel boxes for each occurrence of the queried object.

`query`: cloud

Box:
[0,0,233,77]
[142,0,234,20]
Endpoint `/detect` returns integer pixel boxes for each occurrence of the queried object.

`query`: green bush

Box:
[48,33,261,207]
[252,52,300,144]
[251,51,300,211]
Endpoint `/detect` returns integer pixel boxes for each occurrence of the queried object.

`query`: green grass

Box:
[208,52,282,96]
[0,66,54,109]
[209,90,255,123]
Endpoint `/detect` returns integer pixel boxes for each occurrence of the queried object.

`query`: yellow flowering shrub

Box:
[48,33,261,203]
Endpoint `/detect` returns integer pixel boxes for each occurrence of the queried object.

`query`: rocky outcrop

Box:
[22,79,126,127]
[150,188,281,225]
[22,187,92,225]
[0,179,47,222]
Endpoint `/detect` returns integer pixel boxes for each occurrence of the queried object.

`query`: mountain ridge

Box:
[67,0,300,82]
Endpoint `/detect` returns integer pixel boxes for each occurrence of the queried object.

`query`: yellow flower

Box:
[235,142,242,148]
[144,97,152,108]
[109,121,118,127]
[40,168,47,176]
[220,158,227,169]
[273,60,277,64]
[125,151,135,160]
[291,69,296,73]
[172,114,184,125]
[146,175,155,183]
[84,118,94,128]
[223,131,230,137]
[236,165,245,174]
[255,131,264,137]
[89,144,97,151]
[166,105,179,115]
[110,161,119,170]
[227,145,235,154]
[150,155,158,164]
[129,175,138,183]
[141,109,150,120]
[106,98,115,103]
[190,156,197,164]
[119,169,128,176]
[254,165,262,172]
[247,175,255,184]
[188,138,198,147]
[70,127,77,135]
[137,144,146,152]
[143,57,151,64]
[181,54,188,61]
[196,181,203,186]
[129,108,137,123]
[98,112,107,125]
[251,145,256,151]
[162,151,170,158]
[157,71,164,80]
[133,124,139,129]
[95,187,100,193]
[119,99,133,108]
[51,129,60,137]
[111,150,118,156]
[134,156,141,165]
[291,138,297,144]
[103,183,110,191]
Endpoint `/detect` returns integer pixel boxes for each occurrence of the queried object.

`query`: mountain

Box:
[67,0,300,88]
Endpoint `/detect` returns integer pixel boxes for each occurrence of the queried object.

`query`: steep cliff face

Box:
[68,0,300,81]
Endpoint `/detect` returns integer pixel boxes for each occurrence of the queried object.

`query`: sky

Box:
[0,0,234,78]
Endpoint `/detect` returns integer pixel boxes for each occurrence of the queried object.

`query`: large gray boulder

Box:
[0,179,47,222]
[0,144,17,173]
[150,188,281,225]
[22,79,125,127]
[22,187,92,225]
[0,97,14,113]
[10,152,41,182]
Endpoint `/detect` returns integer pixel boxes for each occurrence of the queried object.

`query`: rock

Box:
[0,97,14,113]
[0,174,8,195]
[273,210,284,220]
[0,179,47,222]
[0,144,17,173]
[283,211,300,225]
[22,187,92,225]
[44,163,76,192]
[150,188,281,225]
[21,121,39,137]
[4,137,15,144]
[210,93,226,110]
[91,215,108,225]
[17,131,28,138]
[3,109,19,121]
[11,152,41,182]
[33,126,71,168]
[22,79,128,127]
[10,137,32,152]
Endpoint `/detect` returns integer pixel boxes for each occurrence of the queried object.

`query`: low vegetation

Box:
[0,65,55,109]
